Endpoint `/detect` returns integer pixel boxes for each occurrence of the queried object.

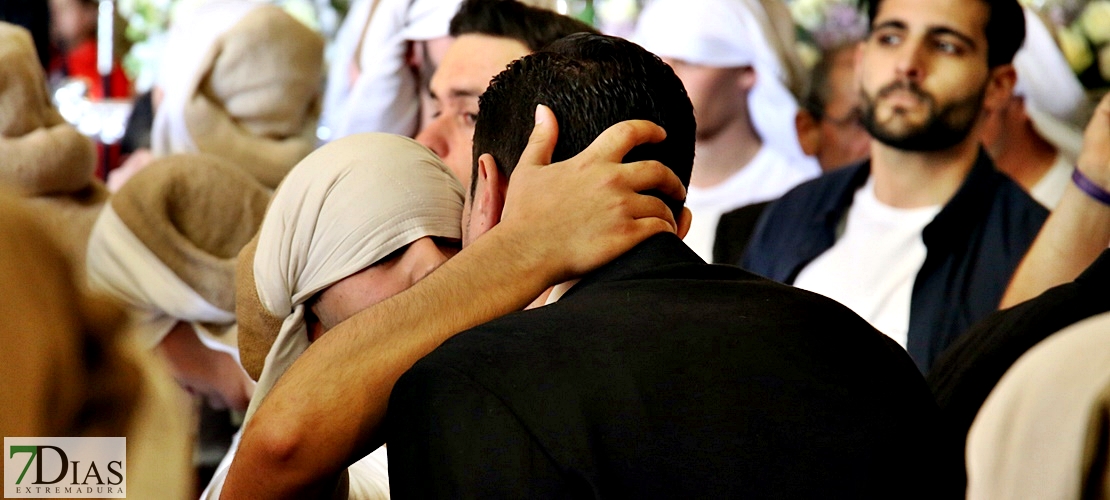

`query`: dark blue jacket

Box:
[741,151,1048,373]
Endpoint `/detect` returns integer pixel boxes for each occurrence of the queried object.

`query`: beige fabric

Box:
[1081,380,1110,500]
[0,23,65,137]
[205,133,462,499]
[23,182,109,285]
[239,132,463,382]
[110,154,269,309]
[235,235,284,381]
[0,123,97,197]
[0,22,105,287]
[0,191,191,499]
[967,312,1110,500]
[123,349,193,500]
[153,2,324,188]
[0,191,134,438]
[86,154,270,347]
[0,22,97,195]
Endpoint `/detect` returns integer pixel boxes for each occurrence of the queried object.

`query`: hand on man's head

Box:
[1078,92,1110,188]
[498,105,687,284]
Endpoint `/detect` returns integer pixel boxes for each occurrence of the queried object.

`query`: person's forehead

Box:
[873,0,988,43]
[429,34,532,99]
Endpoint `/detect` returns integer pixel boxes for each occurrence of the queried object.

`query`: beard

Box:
[859,81,984,152]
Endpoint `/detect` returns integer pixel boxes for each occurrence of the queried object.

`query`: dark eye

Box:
[463,113,478,127]
[934,40,960,54]
[875,32,901,46]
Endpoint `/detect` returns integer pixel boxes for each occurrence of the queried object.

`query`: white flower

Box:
[1059,25,1095,72]
[1080,0,1110,45]
[789,0,827,33]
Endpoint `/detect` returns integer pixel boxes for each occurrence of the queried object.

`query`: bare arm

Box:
[1001,93,1110,308]
[221,106,686,499]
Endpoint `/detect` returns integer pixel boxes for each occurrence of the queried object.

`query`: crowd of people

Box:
[1,0,1110,498]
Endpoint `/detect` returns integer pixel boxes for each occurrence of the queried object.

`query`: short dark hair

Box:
[866,0,1024,68]
[472,33,695,218]
[449,0,599,52]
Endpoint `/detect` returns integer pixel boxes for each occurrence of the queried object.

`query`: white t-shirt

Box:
[683,147,819,261]
[1029,152,1073,209]
[793,179,942,347]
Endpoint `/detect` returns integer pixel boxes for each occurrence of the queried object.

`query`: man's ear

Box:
[677,207,693,240]
[473,153,507,231]
[796,110,821,157]
[736,66,757,93]
[982,65,1018,115]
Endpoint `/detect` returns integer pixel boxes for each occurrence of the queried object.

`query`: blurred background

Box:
[2,0,1108,178]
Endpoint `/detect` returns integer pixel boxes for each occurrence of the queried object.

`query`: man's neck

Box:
[869,137,981,209]
[988,121,1059,192]
[689,116,762,189]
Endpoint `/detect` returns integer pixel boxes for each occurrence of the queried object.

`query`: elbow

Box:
[240,410,305,470]
[222,414,311,500]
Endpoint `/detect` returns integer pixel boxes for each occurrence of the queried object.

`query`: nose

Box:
[415,115,450,159]
[894,39,925,82]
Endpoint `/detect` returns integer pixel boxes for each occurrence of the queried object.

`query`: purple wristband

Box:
[1072,168,1110,207]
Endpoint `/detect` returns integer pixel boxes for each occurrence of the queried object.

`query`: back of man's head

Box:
[473,33,695,218]
[867,0,1025,68]
[449,0,598,52]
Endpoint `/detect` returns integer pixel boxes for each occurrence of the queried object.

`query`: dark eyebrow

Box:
[928,26,977,51]
[871,20,907,32]
[447,88,482,99]
[870,19,978,52]
[426,86,482,102]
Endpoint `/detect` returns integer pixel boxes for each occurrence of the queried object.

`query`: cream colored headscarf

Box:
[633,0,814,168]
[202,133,462,500]
[1013,7,1088,160]
[86,154,271,350]
[151,1,324,188]
[241,132,462,396]
[321,0,464,139]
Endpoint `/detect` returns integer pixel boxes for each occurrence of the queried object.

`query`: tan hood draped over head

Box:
[0,22,97,195]
[0,191,193,499]
[0,22,106,281]
[0,190,136,439]
[86,154,271,349]
[152,2,325,188]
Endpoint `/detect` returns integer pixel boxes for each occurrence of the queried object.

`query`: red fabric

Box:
[57,40,132,99]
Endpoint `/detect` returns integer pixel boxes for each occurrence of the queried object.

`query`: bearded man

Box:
[741,0,1048,374]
